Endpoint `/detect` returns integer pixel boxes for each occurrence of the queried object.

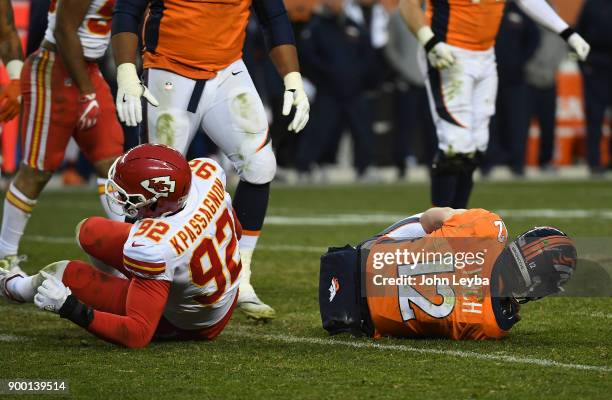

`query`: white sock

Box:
[238,248,254,292]
[6,260,68,302]
[239,233,259,252]
[97,178,123,221]
[0,183,36,257]
[238,231,259,287]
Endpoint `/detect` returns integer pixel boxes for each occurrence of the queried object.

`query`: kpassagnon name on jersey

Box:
[170,177,225,255]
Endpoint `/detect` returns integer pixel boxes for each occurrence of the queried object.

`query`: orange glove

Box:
[0,79,21,123]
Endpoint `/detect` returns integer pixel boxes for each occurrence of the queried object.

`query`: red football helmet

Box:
[105,144,192,219]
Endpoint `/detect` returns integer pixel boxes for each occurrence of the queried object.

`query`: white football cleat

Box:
[0,255,27,276]
[237,283,276,321]
[237,248,275,321]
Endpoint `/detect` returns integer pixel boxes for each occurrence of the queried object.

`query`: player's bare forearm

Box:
[111,32,139,66]
[421,207,467,233]
[399,0,427,37]
[270,44,300,78]
[54,31,94,94]
[270,43,309,132]
[54,0,95,94]
[0,0,23,62]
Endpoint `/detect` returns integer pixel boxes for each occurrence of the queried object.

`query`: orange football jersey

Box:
[426,0,507,51]
[366,209,512,340]
[143,0,252,79]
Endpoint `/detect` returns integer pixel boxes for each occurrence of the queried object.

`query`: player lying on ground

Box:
[0,144,242,348]
[319,208,577,340]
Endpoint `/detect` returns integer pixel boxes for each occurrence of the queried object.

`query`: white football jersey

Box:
[44,0,114,59]
[122,158,241,330]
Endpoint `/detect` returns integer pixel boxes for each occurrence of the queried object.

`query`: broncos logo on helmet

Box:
[496,226,578,304]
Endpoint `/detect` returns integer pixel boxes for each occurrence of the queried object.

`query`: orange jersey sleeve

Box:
[366,209,510,340]
[143,0,252,79]
[426,0,507,51]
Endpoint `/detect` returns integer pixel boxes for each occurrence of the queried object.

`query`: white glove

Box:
[116,63,159,127]
[567,32,591,62]
[282,72,310,133]
[34,272,71,313]
[417,26,456,70]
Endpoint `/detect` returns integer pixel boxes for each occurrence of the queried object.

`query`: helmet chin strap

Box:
[507,242,535,303]
[508,242,532,287]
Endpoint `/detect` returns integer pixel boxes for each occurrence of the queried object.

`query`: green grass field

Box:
[1,180,611,399]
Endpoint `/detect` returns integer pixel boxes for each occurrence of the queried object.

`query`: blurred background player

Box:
[524,2,568,173]
[0,0,125,273]
[385,4,436,178]
[111,0,311,321]
[319,207,578,340]
[485,2,539,177]
[399,0,591,208]
[0,144,242,348]
[26,0,51,55]
[296,0,376,180]
[0,0,24,125]
[576,0,612,176]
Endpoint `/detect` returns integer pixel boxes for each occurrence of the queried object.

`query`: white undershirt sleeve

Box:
[514,0,569,35]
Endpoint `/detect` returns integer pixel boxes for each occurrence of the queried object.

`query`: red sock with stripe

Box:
[0,183,37,257]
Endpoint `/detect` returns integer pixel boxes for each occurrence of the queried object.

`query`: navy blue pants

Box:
[393,84,436,168]
[296,91,374,175]
[487,83,530,174]
[528,85,557,166]
[581,63,612,168]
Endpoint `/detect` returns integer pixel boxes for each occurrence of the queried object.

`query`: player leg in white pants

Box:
[419,46,497,208]
[471,54,498,155]
[145,60,276,320]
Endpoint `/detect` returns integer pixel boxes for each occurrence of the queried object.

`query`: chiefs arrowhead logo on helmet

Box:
[140,176,176,198]
[105,144,192,220]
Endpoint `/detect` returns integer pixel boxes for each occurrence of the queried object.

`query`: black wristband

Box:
[59,294,94,328]
[560,27,575,41]
[424,36,441,53]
